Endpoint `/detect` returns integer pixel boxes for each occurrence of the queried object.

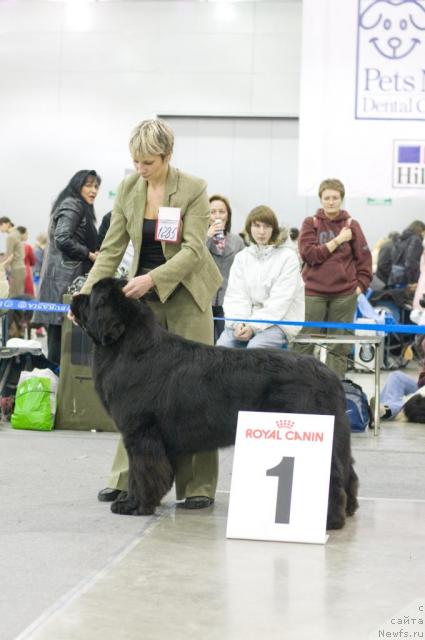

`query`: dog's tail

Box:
[345,460,359,517]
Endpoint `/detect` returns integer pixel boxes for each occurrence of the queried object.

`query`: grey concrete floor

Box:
[1,369,425,640]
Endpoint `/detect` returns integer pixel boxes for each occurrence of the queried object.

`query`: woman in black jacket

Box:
[35,170,101,365]
[387,220,425,288]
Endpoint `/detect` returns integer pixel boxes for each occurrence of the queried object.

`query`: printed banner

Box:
[299,0,425,196]
[356,0,425,121]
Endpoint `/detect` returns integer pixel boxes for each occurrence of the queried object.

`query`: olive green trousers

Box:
[291,292,358,380]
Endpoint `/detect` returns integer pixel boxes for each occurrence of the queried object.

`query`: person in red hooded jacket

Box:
[17,226,36,296]
[293,178,372,379]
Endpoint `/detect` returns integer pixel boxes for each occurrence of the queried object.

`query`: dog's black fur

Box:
[71,277,359,529]
[402,394,425,423]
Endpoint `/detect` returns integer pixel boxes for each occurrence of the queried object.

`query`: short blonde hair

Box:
[129,119,174,160]
[318,178,345,200]
[244,205,280,244]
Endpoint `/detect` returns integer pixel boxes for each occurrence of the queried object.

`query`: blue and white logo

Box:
[393,140,425,187]
[356,0,425,120]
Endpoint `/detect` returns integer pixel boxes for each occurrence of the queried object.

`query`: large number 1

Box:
[266,456,295,524]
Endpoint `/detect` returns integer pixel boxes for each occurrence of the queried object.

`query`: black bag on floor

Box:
[341,379,370,432]
[54,298,116,432]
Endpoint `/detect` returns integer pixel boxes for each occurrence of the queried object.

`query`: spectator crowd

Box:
[2,118,425,443]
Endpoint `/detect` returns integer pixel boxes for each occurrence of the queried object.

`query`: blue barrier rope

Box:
[214,317,425,335]
[1,298,423,335]
[0,299,69,313]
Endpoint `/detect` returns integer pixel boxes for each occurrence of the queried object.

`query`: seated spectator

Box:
[289,227,299,244]
[410,234,425,325]
[370,355,425,424]
[217,205,304,349]
[289,226,301,264]
[386,221,425,290]
[207,194,245,342]
[373,231,400,289]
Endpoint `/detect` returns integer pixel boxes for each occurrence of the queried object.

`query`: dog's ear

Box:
[79,278,129,345]
[86,289,126,346]
[92,314,125,346]
[70,294,90,328]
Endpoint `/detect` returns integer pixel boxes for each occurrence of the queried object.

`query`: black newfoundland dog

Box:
[71,278,358,529]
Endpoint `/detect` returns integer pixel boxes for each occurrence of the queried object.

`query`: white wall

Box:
[166,116,308,234]
[0,0,301,241]
[0,0,422,248]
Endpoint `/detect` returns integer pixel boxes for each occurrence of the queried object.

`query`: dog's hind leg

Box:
[326,460,347,530]
[345,461,359,517]
[111,429,174,516]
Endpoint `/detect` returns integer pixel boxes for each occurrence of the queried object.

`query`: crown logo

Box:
[276,419,295,430]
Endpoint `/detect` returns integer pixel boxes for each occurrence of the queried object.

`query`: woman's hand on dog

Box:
[67,293,81,325]
[233,323,254,341]
[123,274,155,300]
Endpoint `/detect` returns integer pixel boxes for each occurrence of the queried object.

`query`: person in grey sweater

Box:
[207,194,245,342]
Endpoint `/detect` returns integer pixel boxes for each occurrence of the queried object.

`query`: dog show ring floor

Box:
[1,369,425,640]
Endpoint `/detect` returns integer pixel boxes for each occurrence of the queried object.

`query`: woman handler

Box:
[75,119,222,510]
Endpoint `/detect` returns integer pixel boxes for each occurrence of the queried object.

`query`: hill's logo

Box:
[245,418,324,443]
[393,140,425,187]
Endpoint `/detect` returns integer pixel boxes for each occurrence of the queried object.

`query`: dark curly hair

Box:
[51,170,101,218]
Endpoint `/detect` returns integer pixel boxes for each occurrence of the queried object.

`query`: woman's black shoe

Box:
[182,496,215,509]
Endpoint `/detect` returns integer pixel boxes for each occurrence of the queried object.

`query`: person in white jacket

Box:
[217,205,305,349]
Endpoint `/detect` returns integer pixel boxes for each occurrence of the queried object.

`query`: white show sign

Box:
[226,411,335,545]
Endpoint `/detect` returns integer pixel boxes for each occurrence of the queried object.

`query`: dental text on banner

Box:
[298,0,425,197]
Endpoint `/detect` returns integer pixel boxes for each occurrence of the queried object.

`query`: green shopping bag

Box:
[11,368,58,431]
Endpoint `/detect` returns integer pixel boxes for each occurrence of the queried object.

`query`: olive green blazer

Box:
[81,166,222,312]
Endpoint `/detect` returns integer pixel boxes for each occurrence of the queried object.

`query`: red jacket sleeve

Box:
[350,221,372,293]
[298,217,331,265]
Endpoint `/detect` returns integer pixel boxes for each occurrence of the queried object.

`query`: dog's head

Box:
[402,394,425,424]
[71,277,132,346]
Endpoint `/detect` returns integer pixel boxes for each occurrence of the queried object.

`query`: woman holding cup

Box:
[207,194,245,341]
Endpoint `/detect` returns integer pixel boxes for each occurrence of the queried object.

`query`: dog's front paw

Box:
[111,494,139,515]
[326,511,346,530]
[110,495,155,516]
[345,497,359,517]
[137,504,156,516]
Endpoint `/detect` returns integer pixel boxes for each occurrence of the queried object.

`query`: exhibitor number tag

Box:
[155,207,181,244]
